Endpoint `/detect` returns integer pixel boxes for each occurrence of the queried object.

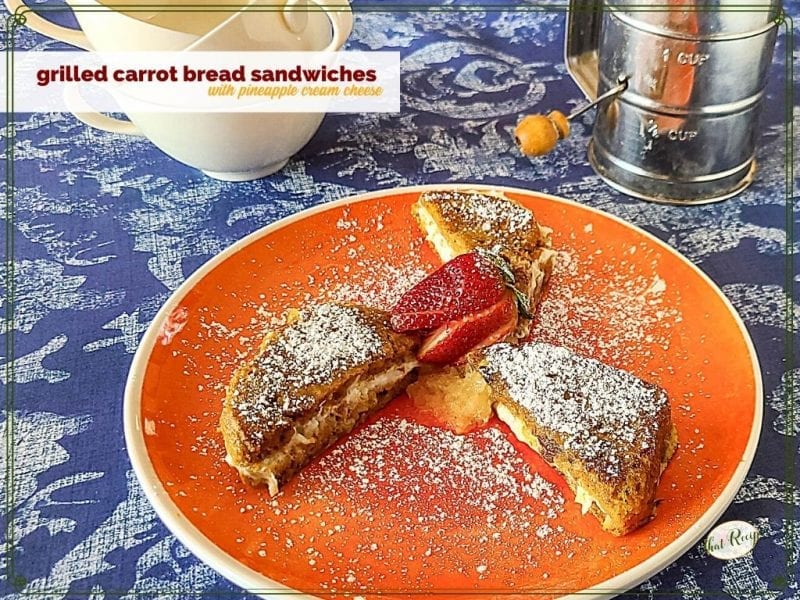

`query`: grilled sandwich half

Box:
[475,341,677,535]
[220,303,419,495]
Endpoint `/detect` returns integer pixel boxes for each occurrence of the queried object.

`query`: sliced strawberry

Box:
[391,252,506,332]
[418,292,518,364]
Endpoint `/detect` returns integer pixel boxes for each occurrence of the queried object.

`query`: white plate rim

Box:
[123,183,763,600]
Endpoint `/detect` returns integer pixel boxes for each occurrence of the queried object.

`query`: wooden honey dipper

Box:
[515,76,628,157]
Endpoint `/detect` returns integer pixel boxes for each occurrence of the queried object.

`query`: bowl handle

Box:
[282,0,309,34]
[317,0,353,51]
[4,0,92,50]
[64,84,145,136]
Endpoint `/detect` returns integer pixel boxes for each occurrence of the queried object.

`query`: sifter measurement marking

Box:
[667,129,698,142]
[662,48,711,66]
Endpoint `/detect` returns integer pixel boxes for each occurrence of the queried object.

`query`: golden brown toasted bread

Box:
[474,341,677,535]
[411,189,557,335]
[220,303,419,495]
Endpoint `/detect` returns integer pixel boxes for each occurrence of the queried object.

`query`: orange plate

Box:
[124,185,761,599]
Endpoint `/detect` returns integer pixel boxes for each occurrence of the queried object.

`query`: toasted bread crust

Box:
[476,342,677,536]
[220,303,419,492]
[229,369,417,490]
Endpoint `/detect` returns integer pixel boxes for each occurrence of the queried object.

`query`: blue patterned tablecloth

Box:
[2,1,798,598]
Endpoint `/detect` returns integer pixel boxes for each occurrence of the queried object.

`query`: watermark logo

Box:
[705,520,759,560]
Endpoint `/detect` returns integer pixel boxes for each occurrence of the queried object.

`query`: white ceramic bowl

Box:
[116,104,329,181]
[60,3,352,181]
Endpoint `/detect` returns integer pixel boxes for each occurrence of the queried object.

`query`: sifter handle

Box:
[567,76,628,121]
[514,75,628,158]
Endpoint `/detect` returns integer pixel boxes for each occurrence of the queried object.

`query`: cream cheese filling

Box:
[415,204,458,262]
[573,485,597,516]
[495,402,543,454]
[495,401,605,517]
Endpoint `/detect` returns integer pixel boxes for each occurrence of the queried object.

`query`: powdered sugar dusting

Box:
[252,416,577,589]
[530,246,682,367]
[182,205,431,397]
[421,189,534,234]
[481,342,669,479]
[231,304,385,432]
[322,261,430,308]
[304,419,565,520]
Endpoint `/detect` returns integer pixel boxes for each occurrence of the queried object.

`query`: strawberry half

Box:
[391,248,532,365]
[417,291,518,364]
[390,251,508,332]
